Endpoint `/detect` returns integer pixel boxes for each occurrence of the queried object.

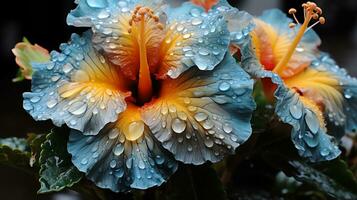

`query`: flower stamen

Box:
[128,6,164,103]
[273,2,325,75]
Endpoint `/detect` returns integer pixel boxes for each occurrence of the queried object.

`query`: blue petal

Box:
[240,39,341,162]
[163,2,230,77]
[68,123,178,192]
[142,53,255,165]
[23,32,128,135]
[311,53,357,135]
[67,0,165,27]
[212,0,255,45]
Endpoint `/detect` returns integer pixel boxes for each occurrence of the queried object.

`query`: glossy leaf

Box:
[38,131,83,193]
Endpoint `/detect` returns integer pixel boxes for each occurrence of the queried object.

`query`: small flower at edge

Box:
[12,38,50,82]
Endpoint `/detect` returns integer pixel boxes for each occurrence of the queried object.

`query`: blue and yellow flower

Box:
[240,2,357,162]
[20,0,255,191]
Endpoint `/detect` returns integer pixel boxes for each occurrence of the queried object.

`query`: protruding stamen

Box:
[273,2,325,75]
[128,5,166,103]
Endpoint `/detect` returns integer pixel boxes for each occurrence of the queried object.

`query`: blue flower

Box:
[21,0,255,191]
[239,3,357,162]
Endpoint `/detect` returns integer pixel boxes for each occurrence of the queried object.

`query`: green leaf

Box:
[315,159,357,193]
[38,131,83,194]
[162,165,227,200]
[0,137,32,174]
[287,160,357,200]
[27,134,46,167]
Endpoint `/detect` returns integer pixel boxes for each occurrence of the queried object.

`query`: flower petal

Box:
[12,38,50,81]
[23,32,129,135]
[68,105,178,192]
[311,53,357,134]
[212,0,254,46]
[240,39,341,162]
[142,54,255,164]
[161,2,230,78]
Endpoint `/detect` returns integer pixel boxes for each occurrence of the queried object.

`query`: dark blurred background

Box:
[0,0,356,199]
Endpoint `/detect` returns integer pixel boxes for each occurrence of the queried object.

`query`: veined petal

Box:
[284,68,344,126]
[251,9,320,78]
[23,32,130,135]
[68,105,177,192]
[161,2,230,78]
[142,54,255,164]
[212,0,254,46]
[311,54,357,134]
[240,39,340,162]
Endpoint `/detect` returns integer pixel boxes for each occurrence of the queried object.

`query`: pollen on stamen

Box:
[127,5,164,33]
[288,1,326,32]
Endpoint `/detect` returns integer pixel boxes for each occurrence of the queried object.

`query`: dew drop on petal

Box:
[289,104,302,119]
[68,101,87,115]
[46,99,57,108]
[172,118,186,134]
[86,0,107,8]
[138,160,146,169]
[219,82,230,92]
[223,123,233,133]
[194,112,208,122]
[126,121,145,141]
[113,144,124,156]
[304,110,320,134]
[110,160,117,168]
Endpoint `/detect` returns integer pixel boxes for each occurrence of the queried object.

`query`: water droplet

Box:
[169,105,177,113]
[138,160,146,169]
[63,63,73,73]
[98,10,110,19]
[344,89,352,99]
[198,49,210,56]
[51,75,61,82]
[191,18,203,25]
[113,144,124,156]
[204,138,214,148]
[188,106,197,112]
[47,63,55,70]
[223,123,233,133]
[81,158,88,165]
[30,96,41,103]
[155,155,165,165]
[289,104,302,119]
[108,130,118,139]
[187,145,193,152]
[126,158,132,169]
[190,8,200,17]
[68,101,87,115]
[177,111,188,121]
[219,82,230,91]
[110,160,116,168]
[46,99,57,108]
[126,121,145,141]
[172,118,186,133]
[176,24,184,32]
[202,120,214,130]
[304,110,320,134]
[183,34,191,39]
[320,148,330,156]
[194,112,208,122]
[86,0,107,8]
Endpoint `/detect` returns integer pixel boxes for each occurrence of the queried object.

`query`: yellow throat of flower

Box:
[273,1,326,75]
